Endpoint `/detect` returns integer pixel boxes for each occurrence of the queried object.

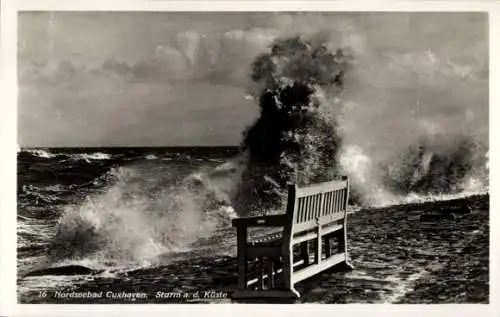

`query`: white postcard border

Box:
[1,1,498,316]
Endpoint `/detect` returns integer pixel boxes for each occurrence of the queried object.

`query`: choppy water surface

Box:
[17,148,489,304]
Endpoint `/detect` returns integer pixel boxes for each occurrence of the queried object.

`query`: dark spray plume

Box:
[234,36,352,215]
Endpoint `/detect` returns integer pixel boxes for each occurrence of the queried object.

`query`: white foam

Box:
[26,149,56,159]
[47,159,243,267]
[69,152,112,162]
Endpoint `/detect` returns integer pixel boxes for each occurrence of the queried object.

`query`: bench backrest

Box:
[285,176,349,235]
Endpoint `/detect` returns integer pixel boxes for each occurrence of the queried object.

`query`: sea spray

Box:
[48,160,244,266]
[234,36,351,215]
[331,17,488,205]
[380,134,488,196]
[233,33,488,210]
[338,145,397,207]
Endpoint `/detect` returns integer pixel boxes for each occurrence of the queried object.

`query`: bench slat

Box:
[339,191,344,212]
[292,223,343,244]
[331,191,337,213]
[293,212,345,233]
[249,231,283,245]
[323,192,329,216]
[232,214,287,227]
[246,259,305,287]
[248,222,344,247]
[295,180,347,198]
[292,252,345,284]
[232,289,300,300]
[326,191,333,215]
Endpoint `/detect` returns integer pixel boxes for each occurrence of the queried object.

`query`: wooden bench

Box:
[231,176,354,300]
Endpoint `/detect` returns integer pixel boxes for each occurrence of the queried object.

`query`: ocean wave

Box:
[20,184,65,205]
[21,143,488,272]
[46,162,241,266]
[67,152,112,162]
[21,149,223,165]
[25,149,58,159]
[337,139,488,208]
[18,214,34,221]
[22,149,113,162]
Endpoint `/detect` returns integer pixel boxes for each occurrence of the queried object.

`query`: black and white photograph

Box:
[13,10,490,305]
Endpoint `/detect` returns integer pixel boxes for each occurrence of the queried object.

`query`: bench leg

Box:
[237,226,248,290]
[282,249,300,299]
[338,226,354,270]
[232,253,299,301]
[300,241,309,266]
[338,227,345,253]
[315,225,322,264]
[266,257,275,289]
[258,257,265,290]
[325,234,332,258]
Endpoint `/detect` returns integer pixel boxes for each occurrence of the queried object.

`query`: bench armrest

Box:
[231,214,287,228]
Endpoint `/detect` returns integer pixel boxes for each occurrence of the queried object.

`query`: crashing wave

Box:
[235,36,349,215]
[380,134,488,197]
[25,149,58,159]
[234,34,487,211]
[47,158,244,266]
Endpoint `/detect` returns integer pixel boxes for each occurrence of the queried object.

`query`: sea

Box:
[16,147,489,304]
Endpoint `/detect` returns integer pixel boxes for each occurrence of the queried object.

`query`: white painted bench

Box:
[231,176,354,300]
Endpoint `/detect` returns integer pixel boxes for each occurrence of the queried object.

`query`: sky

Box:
[18,12,488,147]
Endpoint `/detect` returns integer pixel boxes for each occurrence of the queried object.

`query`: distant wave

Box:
[68,152,112,162]
[24,149,112,162]
[21,149,222,163]
[25,149,57,159]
